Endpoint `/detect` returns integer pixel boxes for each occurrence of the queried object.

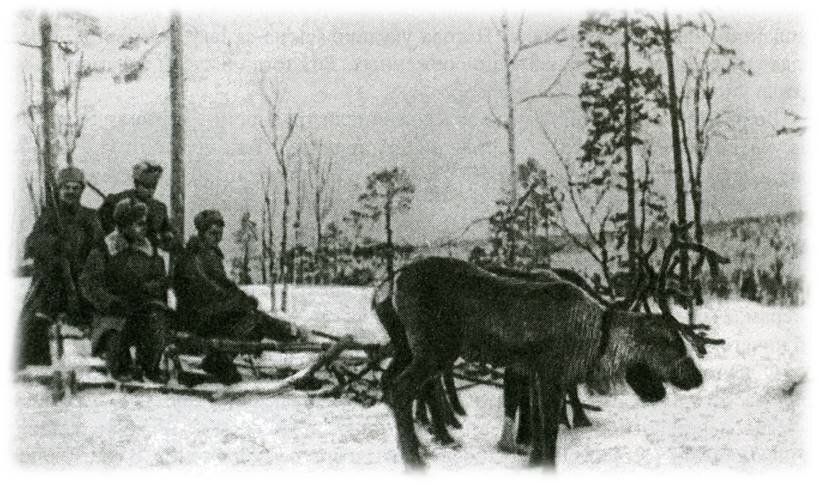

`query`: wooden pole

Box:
[169,12,185,268]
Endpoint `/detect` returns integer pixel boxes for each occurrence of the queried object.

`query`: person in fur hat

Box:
[80,199,170,382]
[97,160,177,253]
[16,166,104,369]
[173,209,307,384]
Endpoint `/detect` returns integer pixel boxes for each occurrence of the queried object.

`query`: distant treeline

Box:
[226,209,802,306]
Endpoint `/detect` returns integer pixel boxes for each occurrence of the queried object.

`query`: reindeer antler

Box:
[654,223,729,356]
[660,317,726,357]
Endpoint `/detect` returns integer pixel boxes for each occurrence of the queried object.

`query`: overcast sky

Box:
[11,11,804,256]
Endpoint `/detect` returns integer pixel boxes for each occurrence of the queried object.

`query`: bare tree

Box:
[306,135,334,284]
[676,12,752,286]
[23,74,46,215]
[260,76,299,312]
[232,211,258,285]
[292,151,306,284]
[260,168,278,305]
[488,13,571,264]
[259,204,268,285]
[55,49,89,166]
[543,128,617,291]
[659,12,691,321]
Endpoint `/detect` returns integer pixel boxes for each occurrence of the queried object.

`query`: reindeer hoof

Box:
[434,437,462,449]
[418,442,433,458]
[573,417,592,428]
[497,440,529,456]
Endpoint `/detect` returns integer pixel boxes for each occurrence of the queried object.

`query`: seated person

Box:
[174,209,306,384]
[79,199,170,382]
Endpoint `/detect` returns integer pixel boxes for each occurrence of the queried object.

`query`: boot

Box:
[201,353,242,385]
[104,331,134,381]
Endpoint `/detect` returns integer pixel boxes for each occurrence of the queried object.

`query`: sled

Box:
[17,312,391,404]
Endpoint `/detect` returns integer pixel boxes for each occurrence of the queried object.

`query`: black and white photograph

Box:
[2,0,812,474]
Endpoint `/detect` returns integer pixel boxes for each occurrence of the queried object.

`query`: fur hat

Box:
[194,209,224,233]
[56,166,85,187]
[132,161,163,187]
[113,198,148,229]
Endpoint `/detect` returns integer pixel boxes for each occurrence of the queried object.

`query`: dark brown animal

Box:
[377,264,607,451]
[379,256,718,469]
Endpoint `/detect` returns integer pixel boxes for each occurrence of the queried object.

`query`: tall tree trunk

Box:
[280,181,289,312]
[314,191,324,284]
[265,189,276,309]
[661,12,692,321]
[385,199,394,283]
[40,13,56,190]
[260,209,268,285]
[242,242,251,284]
[501,16,517,265]
[622,14,638,277]
[169,12,185,269]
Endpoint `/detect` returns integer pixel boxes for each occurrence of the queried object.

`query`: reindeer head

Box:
[625,313,705,402]
[621,223,727,402]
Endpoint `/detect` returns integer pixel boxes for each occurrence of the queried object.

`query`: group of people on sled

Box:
[16,161,306,384]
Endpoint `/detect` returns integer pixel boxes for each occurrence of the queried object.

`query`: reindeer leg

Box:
[560,394,571,428]
[537,371,563,470]
[443,369,466,416]
[427,377,459,447]
[516,375,531,449]
[528,369,546,466]
[388,357,436,470]
[498,370,527,455]
[435,375,462,429]
[415,382,431,427]
[569,385,592,428]
[381,354,410,400]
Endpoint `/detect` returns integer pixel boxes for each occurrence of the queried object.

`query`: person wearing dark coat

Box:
[79,199,170,382]
[174,209,306,384]
[97,161,177,252]
[16,166,104,369]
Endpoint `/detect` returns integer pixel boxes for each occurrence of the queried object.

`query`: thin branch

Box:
[519,43,577,104]
[486,101,507,129]
[16,41,41,49]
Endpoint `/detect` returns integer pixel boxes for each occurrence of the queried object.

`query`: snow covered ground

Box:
[13,282,806,471]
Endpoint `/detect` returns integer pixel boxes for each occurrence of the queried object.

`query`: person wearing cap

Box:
[97,161,177,253]
[173,209,307,384]
[80,199,170,382]
[16,166,104,369]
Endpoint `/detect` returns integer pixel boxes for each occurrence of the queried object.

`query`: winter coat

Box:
[173,235,255,331]
[16,203,103,368]
[97,189,174,250]
[23,203,104,319]
[79,231,169,354]
[173,236,298,341]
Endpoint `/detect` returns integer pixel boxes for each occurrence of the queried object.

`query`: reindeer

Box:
[380,251,723,469]
[375,265,598,448]
[376,264,630,452]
